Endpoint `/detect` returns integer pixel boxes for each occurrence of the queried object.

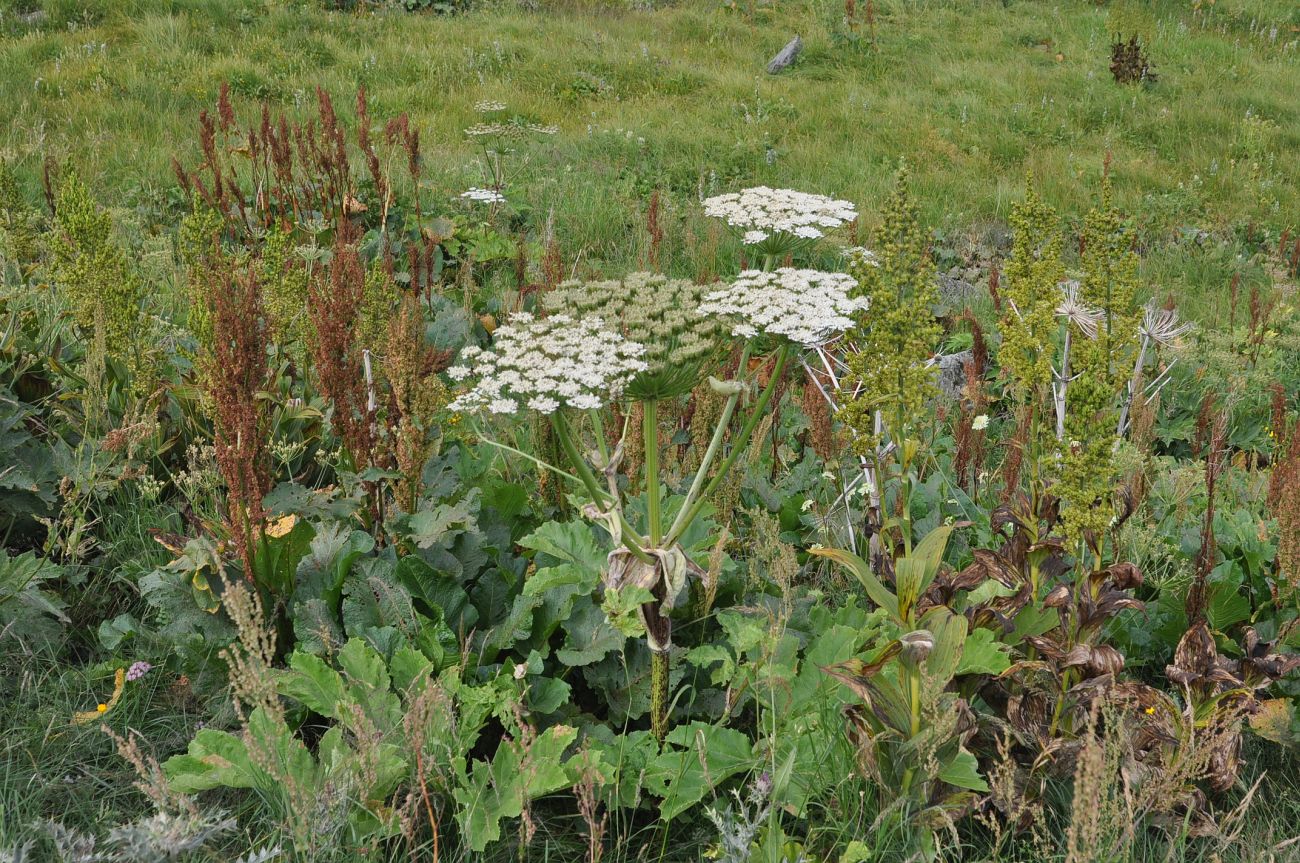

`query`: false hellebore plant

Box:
[449,197,864,740]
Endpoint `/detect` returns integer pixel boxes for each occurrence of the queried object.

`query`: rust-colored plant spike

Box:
[204,257,271,579]
[387,294,451,511]
[1270,384,1300,592]
[356,87,389,224]
[308,228,375,468]
[645,188,663,272]
[987,261,1002,313]
[801,369,835,461]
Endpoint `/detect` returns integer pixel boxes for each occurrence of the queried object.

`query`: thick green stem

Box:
[552,413,653,564]
[588,408,609,464]
[666,392,738,541]
[650,648,670,743]
[900,664,922,795]
[644,399,661,546]
[665,345,752,542]
[664,344,792,547]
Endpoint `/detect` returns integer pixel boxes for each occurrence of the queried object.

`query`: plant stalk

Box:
[644,399,661,546]
[664,344,791,547]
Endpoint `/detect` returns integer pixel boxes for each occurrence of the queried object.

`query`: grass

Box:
[0,0,1297,318]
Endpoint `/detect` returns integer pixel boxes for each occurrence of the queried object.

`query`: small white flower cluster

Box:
[702,186,858,245]
[447,313,647,416]
[698,268,868,347]
[465,121,559,139]
[474,100,507,112]
[846,246,881,267]
[461,187,506,204]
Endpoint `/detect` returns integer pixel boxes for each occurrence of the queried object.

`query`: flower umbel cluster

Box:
[461,187,506,204]
[447,313,647,415]
[698,268,867,347]
[702,186,857,245]
[465,120,559,139]
[543,272,725,398]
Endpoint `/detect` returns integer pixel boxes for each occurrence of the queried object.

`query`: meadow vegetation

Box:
[1,1,1299,861]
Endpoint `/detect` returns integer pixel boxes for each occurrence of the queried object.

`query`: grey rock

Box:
[766,36,803,74]
[936,350,973,400]
[937,273,980,306]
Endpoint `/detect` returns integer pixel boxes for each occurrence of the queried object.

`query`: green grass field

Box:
[2,0,1297,315]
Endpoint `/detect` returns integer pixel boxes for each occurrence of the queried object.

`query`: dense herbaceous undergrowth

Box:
[2,1,1300,861]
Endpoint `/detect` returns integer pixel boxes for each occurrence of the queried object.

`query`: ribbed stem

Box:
[644,399,661,546]
[650,647,670,743]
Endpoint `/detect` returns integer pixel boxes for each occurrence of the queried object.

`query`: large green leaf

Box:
[809,547,900,622]
[938,747,988,792]
[645,723,756,820]
[894,525,952,622]
[455,724,579,852]
[954,626,1011,676]
[557,599,625,667]
[279,651,348,719]
[295,523,374,612]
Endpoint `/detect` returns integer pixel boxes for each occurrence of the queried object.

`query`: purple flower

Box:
[126,661,152,682]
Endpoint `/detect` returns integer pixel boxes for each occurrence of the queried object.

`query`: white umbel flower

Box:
[702,186,857,243]
[461,187,506,204]
[698,268,868,348]
[448,314,647,416]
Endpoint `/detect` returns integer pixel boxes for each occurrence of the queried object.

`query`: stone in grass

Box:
[936,350,974,401]
[766,35,803,74]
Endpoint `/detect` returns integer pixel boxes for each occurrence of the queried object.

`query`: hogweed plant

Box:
[450,256,866,740]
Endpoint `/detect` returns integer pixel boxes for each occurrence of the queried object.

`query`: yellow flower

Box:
[1144,706,1156,715]
[96,703,108,713]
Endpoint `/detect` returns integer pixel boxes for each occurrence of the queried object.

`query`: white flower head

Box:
[971,414,989,431]
[447,314,648,416]
[702,186,857,242]
[697,268,868,348]
[461,187,506,204]
[474,100,507,113]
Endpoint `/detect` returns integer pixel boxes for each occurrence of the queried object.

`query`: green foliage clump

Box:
[1079,180,1142,395]
[358,259,401,353]
[998,179,1063,405]
[543,271,723,399]
[177,194,223,354]
[260,225,311,352]
[1059,183,1142,544]
[841,165,940,452]
[48,171,145,375]
[0,160,43,268]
